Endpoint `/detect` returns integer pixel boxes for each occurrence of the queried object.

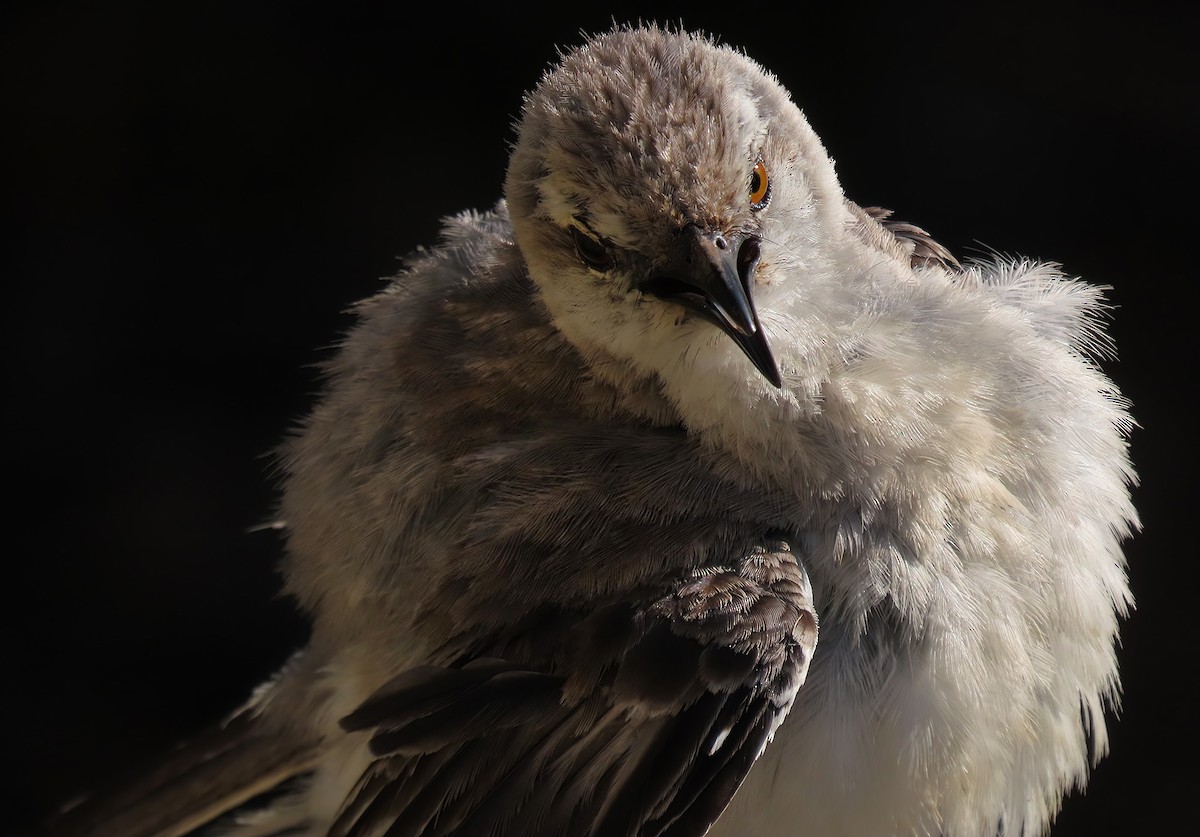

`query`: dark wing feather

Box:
[335,543,818,837]
[862,205,961,270]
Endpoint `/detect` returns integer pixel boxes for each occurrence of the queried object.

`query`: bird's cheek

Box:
[753,259,778,288]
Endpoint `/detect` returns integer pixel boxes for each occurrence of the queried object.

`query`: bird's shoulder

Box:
[361,201,541,353]
[337,201,680,434]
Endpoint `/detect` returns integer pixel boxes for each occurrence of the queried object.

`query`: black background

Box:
[4,1,1195,834]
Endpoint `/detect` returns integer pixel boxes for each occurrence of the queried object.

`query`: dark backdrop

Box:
[4,2,1194,834]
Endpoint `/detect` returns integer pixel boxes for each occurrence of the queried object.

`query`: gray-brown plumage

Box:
[55,24,1136,837]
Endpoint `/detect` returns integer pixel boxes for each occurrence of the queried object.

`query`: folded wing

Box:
[335,543,817,837]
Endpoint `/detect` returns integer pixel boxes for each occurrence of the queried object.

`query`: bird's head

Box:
[505,26,851,394]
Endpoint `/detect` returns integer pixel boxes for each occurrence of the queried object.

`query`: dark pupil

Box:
[750,171,761,195]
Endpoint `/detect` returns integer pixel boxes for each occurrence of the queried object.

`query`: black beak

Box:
[641,225,782,387]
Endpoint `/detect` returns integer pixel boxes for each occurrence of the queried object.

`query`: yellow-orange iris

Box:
[749,160,770,209]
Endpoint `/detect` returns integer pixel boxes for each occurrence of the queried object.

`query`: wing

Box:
[855,203,961,271]
[333,542,817,837]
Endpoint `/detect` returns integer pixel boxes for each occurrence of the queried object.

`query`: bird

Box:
[54,24,1137,837]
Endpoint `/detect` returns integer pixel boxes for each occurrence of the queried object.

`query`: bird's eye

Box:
[570,226,615,272]
[749,160,771,211]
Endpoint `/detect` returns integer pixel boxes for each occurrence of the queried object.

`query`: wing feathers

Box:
[334,544,817,836]
[354,670,565,756]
